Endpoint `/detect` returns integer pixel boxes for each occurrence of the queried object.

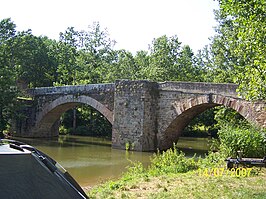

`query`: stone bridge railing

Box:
[158,81,239,97]
[28,83,115,96]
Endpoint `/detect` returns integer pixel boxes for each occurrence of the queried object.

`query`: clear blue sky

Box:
[0,0,219,53]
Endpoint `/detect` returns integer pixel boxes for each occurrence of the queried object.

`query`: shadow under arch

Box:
[34,95,113,137]
[158,94,257,150]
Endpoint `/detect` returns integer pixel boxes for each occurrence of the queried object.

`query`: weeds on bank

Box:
[89,124,266,198]
[148,143,199,176]
[88,144,226,198]
[88,141,265,198]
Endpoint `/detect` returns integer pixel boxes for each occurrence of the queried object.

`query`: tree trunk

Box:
[73,107,77,132]
[89,108,93,132]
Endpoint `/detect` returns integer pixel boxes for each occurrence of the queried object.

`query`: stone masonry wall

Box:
[158,82,238,97]
[15,84,115,137]
[30,83,115,113]
[112,80,159,151]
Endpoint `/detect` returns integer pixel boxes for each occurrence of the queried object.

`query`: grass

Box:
[87,168,266,199]
[87,147,266,198]
[87,124,266,198]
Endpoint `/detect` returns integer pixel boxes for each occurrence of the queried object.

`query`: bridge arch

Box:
[34,95,113,137]
[158,94,265,150]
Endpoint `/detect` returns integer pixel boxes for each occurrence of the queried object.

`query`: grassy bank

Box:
[88,169,266,199]
[87,122,266,198]
[87,147,266,198]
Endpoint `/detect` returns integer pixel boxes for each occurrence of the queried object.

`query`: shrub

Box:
[148,144,199,176]
[122,161,145,181]
[198,151,226,168]
[218,124,266,158]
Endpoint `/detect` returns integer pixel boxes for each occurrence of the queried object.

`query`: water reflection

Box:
[176,137,211,157]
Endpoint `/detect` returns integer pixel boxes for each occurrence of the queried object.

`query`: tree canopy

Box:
[209,0,266,100]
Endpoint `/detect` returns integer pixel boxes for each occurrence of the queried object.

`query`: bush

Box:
[198,151,226,168]
[218,124,266,158]
[122,161,145,181]
[148,144,199,176]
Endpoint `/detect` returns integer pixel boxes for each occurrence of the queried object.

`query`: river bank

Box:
[86,146,266,198]
[87,168,266,199]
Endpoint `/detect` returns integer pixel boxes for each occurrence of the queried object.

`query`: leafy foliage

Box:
[13,32,57,87]
[60,105,112,137]
[184,108,218,137]
[218,124,266,158]
[54,22,117,85]
[0,18,18,133]
[214,107,247,128]
[0,66,17,133]
[209,0,266,100]
[149,144,198,175]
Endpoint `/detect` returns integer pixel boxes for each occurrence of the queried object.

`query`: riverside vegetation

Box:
[88,124,266,199]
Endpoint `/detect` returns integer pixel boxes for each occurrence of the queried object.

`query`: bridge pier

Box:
[112,80,159,151]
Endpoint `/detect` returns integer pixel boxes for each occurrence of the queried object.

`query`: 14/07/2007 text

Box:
[197,168,252,177]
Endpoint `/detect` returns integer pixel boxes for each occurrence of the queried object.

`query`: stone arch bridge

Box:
[14,80,266,151]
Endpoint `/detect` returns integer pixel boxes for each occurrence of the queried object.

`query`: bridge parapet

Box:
[29,83,115,96]
[158,81,239,97]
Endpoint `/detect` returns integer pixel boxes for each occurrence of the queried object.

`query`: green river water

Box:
[16,135,210,187]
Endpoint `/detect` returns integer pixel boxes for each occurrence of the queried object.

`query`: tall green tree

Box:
[55,22,116,85]
[146,35,204,82]
[0,18,17,134]
[56,23,117,133]
[76,22,116,84]
[55,27,79,85]
[14,32,57,87]
[107,49,141,81]
[0,66,17,134]
[213,0,266,100]
[134,50,150,79]
[148,35,182,81]
[177,45,203,82]
[0,18,16,71]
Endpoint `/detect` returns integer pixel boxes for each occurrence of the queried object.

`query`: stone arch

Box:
[34,95,113,137]
[158,94,266,150]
